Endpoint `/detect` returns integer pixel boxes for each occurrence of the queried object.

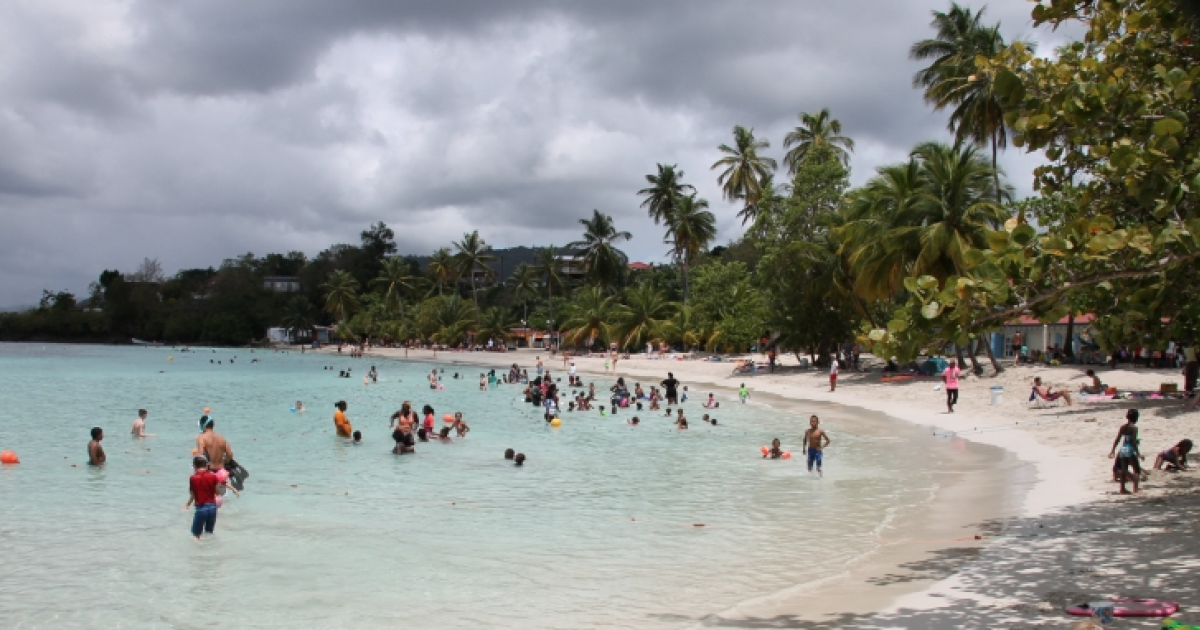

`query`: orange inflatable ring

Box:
[782,451,792,459]
[760,446,769,455]
[0,450,19,464]
[443,414,456,424]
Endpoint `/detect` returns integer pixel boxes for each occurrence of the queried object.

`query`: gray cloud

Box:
[0,0,1081,305]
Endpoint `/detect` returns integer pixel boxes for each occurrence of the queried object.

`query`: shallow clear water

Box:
[0,344,975,628]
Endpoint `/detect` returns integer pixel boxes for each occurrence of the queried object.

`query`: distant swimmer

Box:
[345,430,362,445]
[479,373,488,391]
[390,402,416,453]
[675,410,688,430]
[764,438,783,459]
[514,453,526,466]
[454,412,470,437]
[131,409,155,438]
[704,394,719,409]
[295,401,305,413]
[429,369,440,390]
[802,415,831,476]
[88,427,106,466]
[504,448,515,460]
[333,401,353,438]
[197,418,234,472]
[368,366,378,383]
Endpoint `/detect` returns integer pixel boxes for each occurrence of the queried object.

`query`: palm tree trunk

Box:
[993,130,1009,222]
[1064,312,1076,360]
[983,332,1003,374]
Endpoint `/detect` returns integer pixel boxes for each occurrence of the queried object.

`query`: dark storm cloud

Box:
[0,0,1079,305]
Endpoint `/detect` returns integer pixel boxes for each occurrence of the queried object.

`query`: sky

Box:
[0,0,1084,306]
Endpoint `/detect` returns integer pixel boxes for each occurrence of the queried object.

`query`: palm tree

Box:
[280,296,316,344]
[476,307,517,347]
[659,304,703,351]
[613,283,676,350]
[507,263,540,326]
[371,257,418,320]
[711,125,777,206]
[452,231,496,307]
[736,172,787,228]
[566,210,632,290]
[560,286,617,348]
[426,295,477,347]
[783,108,856,173]
[666,194,717,303]
[320,270,360,322]
[637,163,695,226]
[910,3,1018,210]
[426,247,457,296]
[838,159,925,301]
[534,245,567,337]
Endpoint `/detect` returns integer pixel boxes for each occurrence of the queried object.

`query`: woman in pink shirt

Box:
[943,359,961,413]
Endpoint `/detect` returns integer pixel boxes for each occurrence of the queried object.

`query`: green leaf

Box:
[887,318,909,333]
[916,275,939,291]
[867,329,887,342]
[994,69,1026,108]
[1011,224,1037,246]
[1152,117,1184,136]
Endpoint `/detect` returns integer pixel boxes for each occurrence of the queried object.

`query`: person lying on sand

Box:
[1033,377,1073,405]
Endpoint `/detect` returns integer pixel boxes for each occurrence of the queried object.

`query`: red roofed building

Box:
[628,262,652,271]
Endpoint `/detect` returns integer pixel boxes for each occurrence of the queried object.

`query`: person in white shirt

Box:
[829,356,839,392]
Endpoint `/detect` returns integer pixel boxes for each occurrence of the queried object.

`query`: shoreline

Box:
[316,346,1058,625]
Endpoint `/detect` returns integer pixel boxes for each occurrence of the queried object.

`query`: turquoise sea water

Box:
[0,344,986,628]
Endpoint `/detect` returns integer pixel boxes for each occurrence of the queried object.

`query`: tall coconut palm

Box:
[838,158,925,301]
[613,282,676,350]
[783,108,856,173]
[560,286,617,348]
[320,269,360,322]
[427,295,477,347]
[659,304,703,351]
[637,163,695,226]
[534,245,567,334]
[452,230,496,307]
[666,194,717,304]
[506,263,540,325]
[711,125,777,206]
[911,3,1019,211]
[371,257,419,320]
[567,210,632,291]
[736,172,787,227]
[426,247,457,296]
[476,307,518,347]
[280,295,316,343]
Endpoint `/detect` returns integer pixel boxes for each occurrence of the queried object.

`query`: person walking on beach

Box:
[662,372,680,405]
[803,416,830,476]
[1184,341,1199,395]
[131,409,155,438]
[1109,409,1143,494]
[943,359,961,413]
[1011,331,1024,366]
[829,356,839,392]
[196,418,233,472]
[88,427,106,466]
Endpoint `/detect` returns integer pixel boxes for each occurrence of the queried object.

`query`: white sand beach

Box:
[322,345,1200,627]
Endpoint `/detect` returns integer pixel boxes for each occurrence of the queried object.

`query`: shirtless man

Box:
[390,402,417,453]
[428,369,439,390]
[131,409,155,438]
[88,427,106,466]
[196,418,233,472]
[802,415,831,476]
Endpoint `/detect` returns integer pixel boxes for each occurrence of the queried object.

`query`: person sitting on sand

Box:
[764,438,783,459]
[1032,377,1073,405]
[1109,409,1143,494]
[1079,369,1107,394]
[1154,439,1192,471]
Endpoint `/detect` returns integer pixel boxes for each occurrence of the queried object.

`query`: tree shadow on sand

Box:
[687,489,1200,629]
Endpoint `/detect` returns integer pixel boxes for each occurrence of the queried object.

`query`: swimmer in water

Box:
[514,453,526,466]
[295,401,305,413]
[676,410,688,430]
[131,409,155,438]
[764,438,783,459]
[345,430,362,445]
[504,448,515,460]
[454,412,470,437]
[438,427,452,441]
[479,373,488,391]
[333,401,353,438]
[88,427,106,466]
[628,416,640,426]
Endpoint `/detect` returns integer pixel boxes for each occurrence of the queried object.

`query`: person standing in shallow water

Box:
[803,416,830,476]
[88,427,106,466]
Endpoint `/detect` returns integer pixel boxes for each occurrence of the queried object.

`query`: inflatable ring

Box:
[443,414,455,424]
[760,446,769,455]
[0,450,19,464]
[782,451,792,459]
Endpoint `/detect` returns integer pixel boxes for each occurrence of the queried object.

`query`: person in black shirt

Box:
[661,372,680,405]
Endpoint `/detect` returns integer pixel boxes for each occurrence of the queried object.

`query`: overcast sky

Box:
[0,0,1082,306]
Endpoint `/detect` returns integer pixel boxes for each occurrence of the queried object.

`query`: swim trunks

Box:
[806,449,823,469]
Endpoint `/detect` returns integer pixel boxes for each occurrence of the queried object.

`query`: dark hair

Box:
[352,430,361,440]
[193,456,207,468]
[1179,439,1193,453]
[514,453,526,465]
[422,405,434,415]
[1086,369,1096,376]
[1127,409,1140,423]
[711,419,718,425]
[504,448,515,459]
[91,426,102,439]
[138,409,147,416]
[335,400,347,411]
